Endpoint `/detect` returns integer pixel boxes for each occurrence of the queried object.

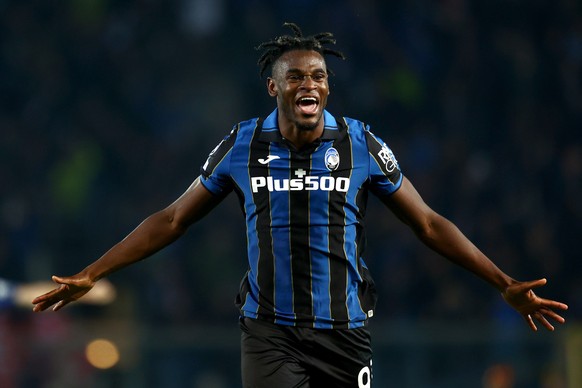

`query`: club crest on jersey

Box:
[324,147,340,171]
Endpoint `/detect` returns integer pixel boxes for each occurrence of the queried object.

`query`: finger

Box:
[539,298,569,311]
[32,301,50,312]
[32,297,58,312]
[53,300,64,311]
[32,304,45,312]
[525,314,538,332]
[529,278,547,288]
[32,288,62,304]
[515,278,547,292]
[32,294,49,305]
[534,312,554,331]
[32,285,69,311]
[538,308,566,324]
[503,280,539,297]
[53,299,72,312]
[32,283,70,302]
[52,275,68,285]
[33,298,59,312]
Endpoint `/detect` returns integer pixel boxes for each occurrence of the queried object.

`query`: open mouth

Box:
[296,96,319,115]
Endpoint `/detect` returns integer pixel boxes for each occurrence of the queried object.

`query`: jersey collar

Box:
[258,108,341,144]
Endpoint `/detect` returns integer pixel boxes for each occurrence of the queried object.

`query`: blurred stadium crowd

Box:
[0,0,581,386]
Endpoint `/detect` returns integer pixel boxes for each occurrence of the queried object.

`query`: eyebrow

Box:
[285,67,327,74]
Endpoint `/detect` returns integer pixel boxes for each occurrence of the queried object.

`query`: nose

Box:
[300,75,317,89]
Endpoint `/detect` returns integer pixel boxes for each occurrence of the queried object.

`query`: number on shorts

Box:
[358,365,371,388]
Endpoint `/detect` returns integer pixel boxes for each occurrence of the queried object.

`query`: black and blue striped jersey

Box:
[200,109,403,329]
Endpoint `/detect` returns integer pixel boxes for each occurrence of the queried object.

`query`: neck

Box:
[277,118,324,150]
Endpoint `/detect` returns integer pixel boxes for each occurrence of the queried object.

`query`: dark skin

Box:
[267,50,330,148]
[33,49,568,331]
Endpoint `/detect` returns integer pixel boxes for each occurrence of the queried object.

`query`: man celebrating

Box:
[33,23,567,387]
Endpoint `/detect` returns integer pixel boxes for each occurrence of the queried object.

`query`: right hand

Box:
[501,278,568,331]
[32,275,95,312]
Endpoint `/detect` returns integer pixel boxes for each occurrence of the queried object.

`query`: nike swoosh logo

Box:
[258,155,281,164]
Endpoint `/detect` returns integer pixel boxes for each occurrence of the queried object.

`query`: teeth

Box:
[300,97,317,103]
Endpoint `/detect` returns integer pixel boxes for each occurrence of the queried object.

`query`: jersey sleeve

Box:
[364,127,403,197]
[200,126,238,196]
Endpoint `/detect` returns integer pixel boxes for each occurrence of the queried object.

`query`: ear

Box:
[267,77,278,97]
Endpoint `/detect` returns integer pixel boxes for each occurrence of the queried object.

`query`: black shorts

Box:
[240,317,373,388]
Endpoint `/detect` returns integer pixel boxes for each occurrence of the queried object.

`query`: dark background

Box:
[1,1,580,387]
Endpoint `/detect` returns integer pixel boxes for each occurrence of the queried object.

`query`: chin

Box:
[296,121,319,131]
[297,120,319,131]
[296,114,323,131]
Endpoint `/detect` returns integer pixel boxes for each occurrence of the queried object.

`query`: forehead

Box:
[272,50,327,75]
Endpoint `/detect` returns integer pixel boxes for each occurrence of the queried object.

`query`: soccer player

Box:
[32,23,568,387]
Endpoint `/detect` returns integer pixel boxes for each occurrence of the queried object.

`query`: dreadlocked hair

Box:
[256,22,346,78]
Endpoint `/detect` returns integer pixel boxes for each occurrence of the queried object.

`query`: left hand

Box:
[502,278,568,331]
[32,274,95,312]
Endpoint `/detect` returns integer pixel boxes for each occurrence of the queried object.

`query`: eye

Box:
[313,73,327,81]
[287,75,303,82]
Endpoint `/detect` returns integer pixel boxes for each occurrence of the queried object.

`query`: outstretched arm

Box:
[380,176,568,331]
[32,177,222,312]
